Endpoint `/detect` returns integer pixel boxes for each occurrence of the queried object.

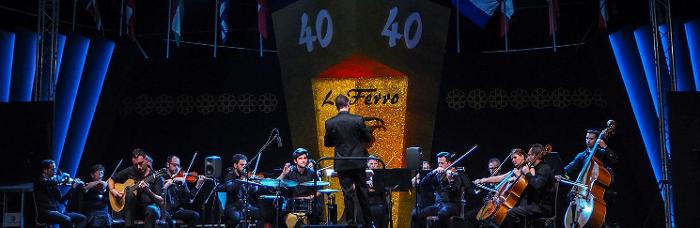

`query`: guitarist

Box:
[108,155,165,227]
[501,144,555,228]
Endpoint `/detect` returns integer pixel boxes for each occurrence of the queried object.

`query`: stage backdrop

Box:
[273,0,450,225]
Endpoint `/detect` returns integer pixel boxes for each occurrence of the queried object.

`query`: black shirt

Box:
[564,147,617,180]
[422,170,464,204]
[522,162,556,213]
[82,184,109,214]
[416,171,436,208]
[163,178,194,212]
[283,166,319,197]
[324,111,373,171]
[222,170,259,209]
[111,166,164,205]
[34,175,76,213]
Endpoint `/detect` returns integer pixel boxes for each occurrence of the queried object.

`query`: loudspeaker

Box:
[204,156,222,178]
[406,147,423,170]
[668,92,700,227]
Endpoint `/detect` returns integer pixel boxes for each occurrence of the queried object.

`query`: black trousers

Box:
[501,202,545,228]
[225,205,260,226]
[370,203,387,228]
[338,168,373,227]
[165,208,200,228]
[411,202,460,228]
[38,210,87,228]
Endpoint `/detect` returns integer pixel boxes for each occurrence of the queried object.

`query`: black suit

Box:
[34,176,87,228]
[324,111,373,226]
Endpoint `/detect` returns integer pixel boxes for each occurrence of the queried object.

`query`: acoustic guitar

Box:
[109,168,167,212]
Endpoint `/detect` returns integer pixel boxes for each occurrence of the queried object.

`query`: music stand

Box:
[543,152,565,175]
[371,168,413,192]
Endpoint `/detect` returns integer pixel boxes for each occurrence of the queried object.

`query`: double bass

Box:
[476,145,552,225]
[564,120,616,228]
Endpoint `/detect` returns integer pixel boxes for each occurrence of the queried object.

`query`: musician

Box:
[366,155,388,228]
[323,94,374,226]
[222,154,261,227]
[488,158,502,176]
[411,152,464,228]
[108,155,164,228]
[278,148,323,224]
[35,159,87,227]
[162,155,201,228]
[560,129,619,226]
[562,129,618,181]
[473,149,526,185]
[82,164,110,227]
[501,144,556,228]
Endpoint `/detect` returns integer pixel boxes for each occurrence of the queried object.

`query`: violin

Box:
[172,170,213,184]
[54,172,85,187]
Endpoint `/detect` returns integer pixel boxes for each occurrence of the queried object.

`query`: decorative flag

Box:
[257,0,268,39]
[451,0,512,29]
[599,0,609,30]
[85,0,103,31]
[171,0,184,46]
[499,0,514,37]
[125,0,136,41]
[219,0,231,43]
[548,0,560,36]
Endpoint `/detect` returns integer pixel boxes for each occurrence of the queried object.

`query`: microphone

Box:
[275,129,282,148]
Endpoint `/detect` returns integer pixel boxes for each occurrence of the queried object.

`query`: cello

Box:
[476,145,552,225]
[564,120,616,228]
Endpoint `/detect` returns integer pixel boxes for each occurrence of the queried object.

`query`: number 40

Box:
[381,7,422,49]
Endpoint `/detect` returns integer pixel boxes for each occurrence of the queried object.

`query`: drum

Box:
[284,212,309,228]
[284,197,313,214]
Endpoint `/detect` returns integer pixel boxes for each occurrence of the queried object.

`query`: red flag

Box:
[548,0,560,36]
[125,0,136,41]
[500,12,509,37]
[257,0,268,39]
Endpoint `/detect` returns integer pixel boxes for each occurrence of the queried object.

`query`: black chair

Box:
[527,181,560,228]
[32,192,55,228]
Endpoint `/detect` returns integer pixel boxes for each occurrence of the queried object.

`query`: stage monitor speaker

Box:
[668,92,700,227]
[405,147,423,170]
[204,156,222,178]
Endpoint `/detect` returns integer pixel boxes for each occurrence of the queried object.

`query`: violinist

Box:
[34,159,87,227]
[82,164,110,227]
[163,155,202,228]
[109,155,164,228]
[411,152,464,228]
[501,144,555,228]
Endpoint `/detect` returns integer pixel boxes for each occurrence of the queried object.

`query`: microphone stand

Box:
[245,128,280,177]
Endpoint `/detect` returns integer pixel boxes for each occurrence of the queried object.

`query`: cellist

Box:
[502,144,556,228]
[473,148,527,186]
[558,129,618,226]
[561,129,618,182]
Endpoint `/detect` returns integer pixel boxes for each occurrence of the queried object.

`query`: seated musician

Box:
[108,155,165,228]
[162,155,202,228]
[501,144,555,228]
[410,160,434,228]
[82,164,111,227]
[222,154,261,226]
[411,152,464,228]
[366,155,388,228]
[277,148,323,224]
[562,129,617,181]
[35,159,87,227]
[466,148,526,227]
[473,148,526,186]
